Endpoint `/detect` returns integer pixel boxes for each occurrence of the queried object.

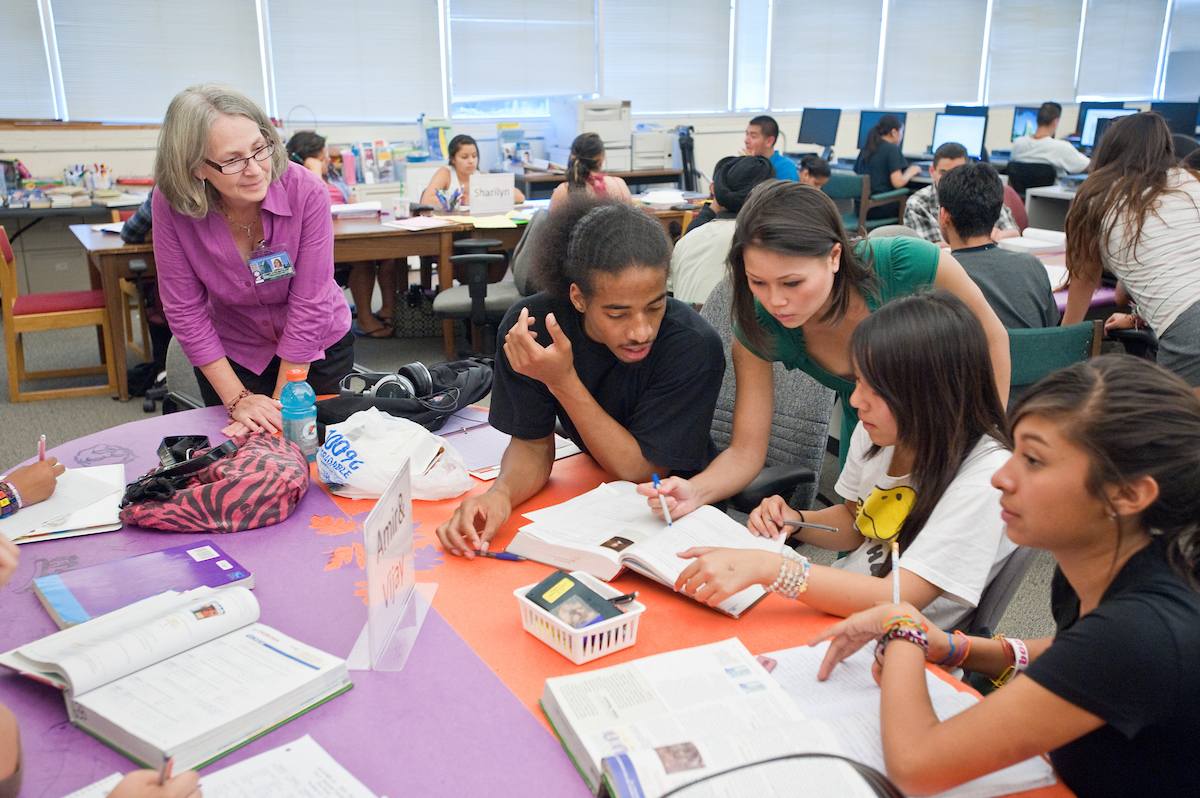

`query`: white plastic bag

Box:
[317,407,474,501]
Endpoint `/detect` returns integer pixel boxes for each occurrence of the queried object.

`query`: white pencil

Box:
[891,540,900,604]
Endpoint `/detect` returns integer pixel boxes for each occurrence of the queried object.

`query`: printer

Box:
[549,98,632,172]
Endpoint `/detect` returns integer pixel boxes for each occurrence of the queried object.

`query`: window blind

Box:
[882,0,987,107]
[1162,0,1200,101]
[985,0,1081,106]
[448,0,595,103]
[268,0,443,122]
[1,1,57,119]
[733,0,770,112]
[50,0,266,123]
[1077,0,1169,99]
[771,0,883,111]
[602,0,731,114]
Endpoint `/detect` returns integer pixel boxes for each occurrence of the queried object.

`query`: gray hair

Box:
[153,83,287,218]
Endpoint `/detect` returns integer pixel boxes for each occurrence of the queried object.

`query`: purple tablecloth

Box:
[0,408,590,797]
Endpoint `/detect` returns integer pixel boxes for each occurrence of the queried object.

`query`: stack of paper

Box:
[0,465,124,544]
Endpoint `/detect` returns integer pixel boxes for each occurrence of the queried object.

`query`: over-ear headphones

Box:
[340,362,435,399]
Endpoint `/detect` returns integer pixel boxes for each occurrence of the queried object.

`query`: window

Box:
[771,0,884,111]
[1162,0,1200,101]
[268,0,444,123]
[985,0,1081,106]
[882,0,988,107]
[50,0,266,123]
[447,0,595,110]
[1,1,57,119]
[1076,0,1170,99]
[733,0,770,111]
[602,0,732,114]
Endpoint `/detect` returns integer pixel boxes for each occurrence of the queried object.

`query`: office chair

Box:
[821,173,909,237]
[866,224,920,239]
[161,336,205,414]
[700,278,835,513]
[957,545,1038,639]
[1172,134,1199,161]
[0,225,119,402]
[1002,184,1028,231]
[1007,320,1102,410]
[1005,162,1057,202]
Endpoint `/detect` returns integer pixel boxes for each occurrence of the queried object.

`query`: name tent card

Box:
[362,459,419,671]
[470,172,515,216]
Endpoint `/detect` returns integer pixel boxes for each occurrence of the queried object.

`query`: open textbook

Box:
[0,587,351,772]
[540,638,1056,798]
[509,482,785,617]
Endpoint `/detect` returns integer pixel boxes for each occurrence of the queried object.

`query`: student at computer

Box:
[854,114,921,219]
[936,162,1058,330]
[669,155,775,307]
[797,153,830,190]
[435,197,724,558]
[287,130,397,339]
[1064,112,1200,398]
[639,181,1010,510]
[814,355,1200,798]
[549,133,632,208]
[742,116,800,182]
[675,292,1016,630]
[421,134,526,210]
[904,142,1019,245]
[1010,102,1090,177]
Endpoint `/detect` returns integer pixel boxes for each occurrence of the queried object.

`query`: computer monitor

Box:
[1093,117,1116,151]
[1074,101,1124,136]
[1012,106,1040,140]
[944,105,988,116]
[857,111,907,150]
[797,109,841,147]
[932,113,987,159]
[1150,101,1200,135]
[1081,108,1136,147]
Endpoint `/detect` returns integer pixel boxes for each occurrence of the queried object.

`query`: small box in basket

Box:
[514,571,645,665]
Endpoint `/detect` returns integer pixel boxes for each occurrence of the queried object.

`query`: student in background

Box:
[0,458,64,518]
[669,155,775,307]
[937,161,1058,329]
[420,134,527,211]
[1064,112,1200,398]
[904,142,1019,244]
[549,133,632,208]
[152,83,353,438]
[0,533,200,798]
[797,153,830,189]
[854,114,920,219]
[677,292,1016,629]
[1010,102,1090,177]
[639,181,1009,513]
[741,116,799,182]
[287,131,397,339]
[436,197,724,557]
[814,355,1200,798]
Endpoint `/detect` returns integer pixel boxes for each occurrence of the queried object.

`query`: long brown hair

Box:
[1011,355,1200,590]
[729,181,878,357]
[851,291,1007,574]
[1065,112,1200,282]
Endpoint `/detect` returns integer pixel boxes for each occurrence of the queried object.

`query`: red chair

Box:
[1003,183,1028,232]
[1,225,118,402]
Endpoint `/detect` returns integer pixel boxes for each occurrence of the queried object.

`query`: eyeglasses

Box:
[204,142,274,175]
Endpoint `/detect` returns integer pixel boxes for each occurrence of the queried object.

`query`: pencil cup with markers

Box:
[514,571,646,665]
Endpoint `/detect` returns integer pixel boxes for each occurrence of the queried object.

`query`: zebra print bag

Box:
[119,432,310,533]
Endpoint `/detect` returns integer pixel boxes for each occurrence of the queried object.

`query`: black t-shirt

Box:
[855,141,908,196]
[489,293,724,476]
[1024,539,1200,797]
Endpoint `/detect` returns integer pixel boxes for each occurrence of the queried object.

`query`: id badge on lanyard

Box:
[248,246,295,284]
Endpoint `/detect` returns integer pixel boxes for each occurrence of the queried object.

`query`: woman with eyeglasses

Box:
[152,83,353,437]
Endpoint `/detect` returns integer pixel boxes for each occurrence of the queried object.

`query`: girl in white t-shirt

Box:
[675,291,1016,629]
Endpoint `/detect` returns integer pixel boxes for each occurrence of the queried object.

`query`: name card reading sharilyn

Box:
[470,171,516,216]
[362,458,414,669]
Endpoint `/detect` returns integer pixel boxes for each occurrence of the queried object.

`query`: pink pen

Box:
[38,435,45,462]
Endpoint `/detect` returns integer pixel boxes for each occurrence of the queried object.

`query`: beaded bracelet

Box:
[876,614,930,663]
[0,481,22,518]
[226,389,254,422]
[767,549,811,599]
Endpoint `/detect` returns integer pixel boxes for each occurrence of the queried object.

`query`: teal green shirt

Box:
[734,235,941,466]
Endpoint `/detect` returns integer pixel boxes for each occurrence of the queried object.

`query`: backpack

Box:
[315,358,493,432]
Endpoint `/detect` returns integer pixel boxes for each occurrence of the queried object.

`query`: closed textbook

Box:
[0,587,351,773]
[33,542,254,629]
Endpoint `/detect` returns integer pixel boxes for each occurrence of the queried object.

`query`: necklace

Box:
[222,205,266,250]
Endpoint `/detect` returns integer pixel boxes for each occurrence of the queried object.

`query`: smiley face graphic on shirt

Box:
[855,485,916,576]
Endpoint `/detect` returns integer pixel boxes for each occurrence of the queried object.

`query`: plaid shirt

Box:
[120,189,154,243]
[903,183,1017,242]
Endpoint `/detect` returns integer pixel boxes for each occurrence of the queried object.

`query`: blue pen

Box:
[652,473,672,526]
[475,550,525,562]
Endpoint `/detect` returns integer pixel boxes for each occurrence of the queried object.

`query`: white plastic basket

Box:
[514,571,646,665]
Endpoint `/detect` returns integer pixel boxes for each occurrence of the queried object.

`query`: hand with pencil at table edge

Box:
[106,769,200,798]
[2,457,66,510]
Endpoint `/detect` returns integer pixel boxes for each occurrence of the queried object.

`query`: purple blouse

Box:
[152,161,351,375]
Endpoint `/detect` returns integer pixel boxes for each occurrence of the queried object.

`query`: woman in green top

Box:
[640,180,1010,519]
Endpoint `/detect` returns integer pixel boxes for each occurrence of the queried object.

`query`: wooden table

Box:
[516,168,684,199]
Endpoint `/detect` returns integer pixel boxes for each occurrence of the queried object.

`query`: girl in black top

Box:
[854,114,920,219]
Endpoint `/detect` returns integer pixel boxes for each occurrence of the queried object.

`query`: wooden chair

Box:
[1,225,119,402]
[112,209,153,363]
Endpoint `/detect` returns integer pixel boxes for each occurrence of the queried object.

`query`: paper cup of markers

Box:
[514,570,645,665]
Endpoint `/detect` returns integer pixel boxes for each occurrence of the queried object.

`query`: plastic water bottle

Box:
[280,369,318,463]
